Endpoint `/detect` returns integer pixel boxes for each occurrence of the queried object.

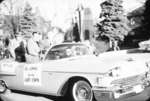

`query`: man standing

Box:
[8,34,22,58]
[26,32,42,62]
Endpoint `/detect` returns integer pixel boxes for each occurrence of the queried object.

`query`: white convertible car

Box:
[0,42,150,101]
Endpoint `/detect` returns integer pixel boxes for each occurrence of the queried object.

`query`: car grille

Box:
[111,75,144,87]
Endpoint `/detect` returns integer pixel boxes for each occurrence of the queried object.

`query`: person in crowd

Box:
[52,28,64,45]
[0,37,4,59]
[38,35,50,59]
[47,27,57,45]
[64,18,80,42]
[64,21,74,42]
[4,37,9,48]
[8,34,23,58]
[3,37,12,58]
[0,37,3,49]
[72,21,80,42]
[15,41,26,62]
[26,32,42,62]
[39,35,50,51]
[48,27,64,46]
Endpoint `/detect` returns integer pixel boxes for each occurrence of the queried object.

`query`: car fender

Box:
[56,73,98,96]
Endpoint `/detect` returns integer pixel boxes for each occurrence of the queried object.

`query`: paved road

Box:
[1,87,150,101]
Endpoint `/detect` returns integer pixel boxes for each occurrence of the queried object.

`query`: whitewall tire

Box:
[69,80,93,101]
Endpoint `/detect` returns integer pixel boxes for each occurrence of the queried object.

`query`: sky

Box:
[0,0,145,31]
[27,0,145,30]
[25,0,145,20]
[27,0,100,19]
[24,0,102,30]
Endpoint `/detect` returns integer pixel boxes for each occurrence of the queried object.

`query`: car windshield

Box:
[45,44,90,60]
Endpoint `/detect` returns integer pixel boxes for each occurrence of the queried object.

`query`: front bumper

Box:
[92,74,150,101]
[93,84,145,101]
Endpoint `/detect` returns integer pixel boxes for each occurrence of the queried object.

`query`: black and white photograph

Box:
[1,0,150,101]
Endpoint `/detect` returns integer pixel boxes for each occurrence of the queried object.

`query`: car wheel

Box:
[68,80,93,101]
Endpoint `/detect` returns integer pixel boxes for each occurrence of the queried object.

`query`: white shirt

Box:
[27,38,40,56]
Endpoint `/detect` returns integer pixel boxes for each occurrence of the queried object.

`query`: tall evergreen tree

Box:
[19,2,36,36]
[96,0,130,50]
[20,3,49,37]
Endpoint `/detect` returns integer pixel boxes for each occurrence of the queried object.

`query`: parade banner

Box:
[23,64,42,86]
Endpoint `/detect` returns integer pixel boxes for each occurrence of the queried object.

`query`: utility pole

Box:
[76,4,84,41]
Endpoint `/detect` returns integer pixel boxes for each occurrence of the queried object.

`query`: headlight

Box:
[96,76,113,87]
[0,80,7,93]
[95,67,121,87]
[107,67,121,77]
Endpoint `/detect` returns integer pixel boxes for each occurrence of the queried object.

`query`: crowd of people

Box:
[0,27,66,63]
[0,32,41,62]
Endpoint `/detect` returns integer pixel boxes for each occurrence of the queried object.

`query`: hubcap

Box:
[73,85,92,101]
[77,87,88,100]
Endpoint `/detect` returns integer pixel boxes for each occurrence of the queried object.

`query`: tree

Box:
[96,0,130,50]
[19,2,36,36]
[34,7,51,35]
[0,0,19,37]
[20,3,51,37]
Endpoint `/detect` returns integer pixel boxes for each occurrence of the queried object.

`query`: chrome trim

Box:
[0,72,16,76]
[111,75,144,86]
[43,70,104,75]
[92,84,144,100]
